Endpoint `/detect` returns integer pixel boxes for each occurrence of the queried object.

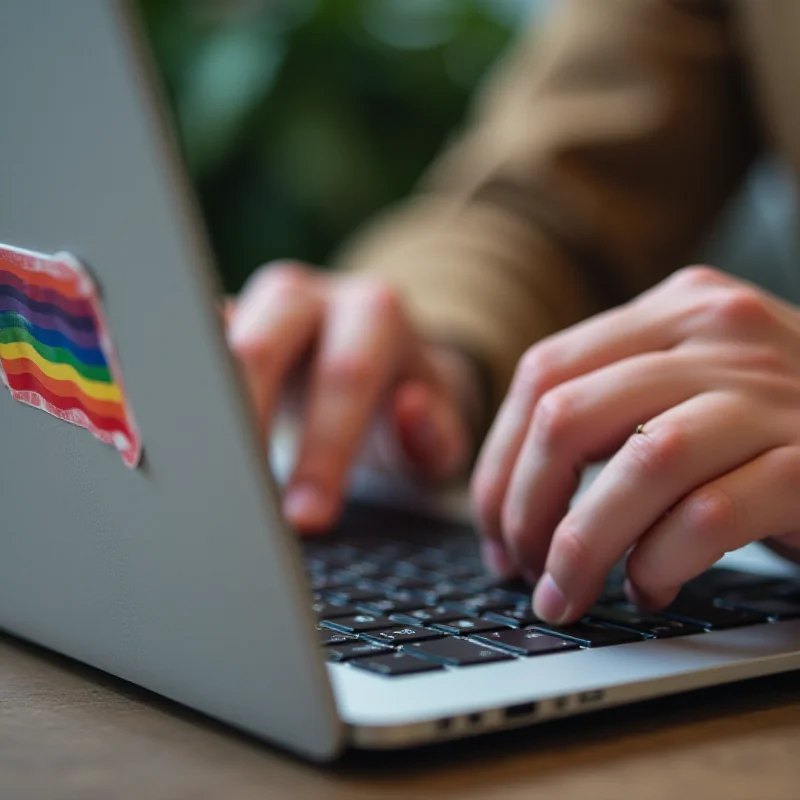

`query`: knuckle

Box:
[705,288,774,334]
[318,353,373,389]
[670,264,728,291]
[625,425,687,481]
[263,261,309,297]
[513,345,555,399]
[531,389,575,450]
[683,486,738,544]
[355,281,405,320]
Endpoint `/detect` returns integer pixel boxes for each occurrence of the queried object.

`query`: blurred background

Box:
[138,0,545,293]
[138,0,800,302]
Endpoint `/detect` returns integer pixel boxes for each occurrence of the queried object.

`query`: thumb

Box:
[392,379,470,480]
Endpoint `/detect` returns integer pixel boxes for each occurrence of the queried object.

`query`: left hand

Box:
[471,266,800,623]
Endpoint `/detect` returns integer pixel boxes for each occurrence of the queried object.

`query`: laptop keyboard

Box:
[304,503,800,677]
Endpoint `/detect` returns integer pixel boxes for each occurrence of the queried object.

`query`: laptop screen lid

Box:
[0,0,342,760]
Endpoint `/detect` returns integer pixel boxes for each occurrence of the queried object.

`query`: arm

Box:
[337,0,760,412]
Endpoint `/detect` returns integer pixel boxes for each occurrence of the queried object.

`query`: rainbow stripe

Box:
[0,245,141,467]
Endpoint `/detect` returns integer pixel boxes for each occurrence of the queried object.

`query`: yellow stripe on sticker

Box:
[0,341,123,402]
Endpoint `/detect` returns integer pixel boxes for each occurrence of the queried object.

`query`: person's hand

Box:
[471,266,800,623]
[227,261,480,533]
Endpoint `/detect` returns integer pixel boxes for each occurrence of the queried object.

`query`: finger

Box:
[472,298,682,546]
[533,391,782,623]
[626,445,800,609]
[228,266,323,441]
[285,284,409,532]
[393,379,470,480]
[499,350,715,579]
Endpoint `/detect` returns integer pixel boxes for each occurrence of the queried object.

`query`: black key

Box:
[327,641,394,662]
[362,626,445,645]
[382,587,429,604]
[493,577,533,593]
[312,599,360,619]
[321,613,395,633]
[356,597,421,615]
[588,606,705,638]
[351,651,445,677]
[685,568,786,597]
[371,542,408,560]
[470,628,580,656]
[405,550,451,570]
[304,546,356,569]
[391,561,424,577]
[431,618,511,636]
[445,593,509,617]
[310,571,360,591]
[771,582,800,601]
[485,605,540,628]
[660,596,767,630]
[315,625,357,646]
[344,560,383,577]
[373,575,432,592]
[531,620,644,647]
[442,561,484,579]
[391,605,464,625]
[424,583,468,602]
[720,579,800,603]
[459,576,497,594]
[489,581,532,603]
[417,570,450,585]
[719,598,800,621]
[322,586,383,604]
[403,637,514,666]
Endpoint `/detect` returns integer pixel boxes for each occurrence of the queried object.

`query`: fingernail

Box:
[481,539,516,579]
[284,483,329,529]
[533,573,569,623]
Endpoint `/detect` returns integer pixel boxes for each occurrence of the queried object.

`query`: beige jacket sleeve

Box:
[335,0,759,411]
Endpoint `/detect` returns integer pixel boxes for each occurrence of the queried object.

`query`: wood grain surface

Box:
[1,634,799,800]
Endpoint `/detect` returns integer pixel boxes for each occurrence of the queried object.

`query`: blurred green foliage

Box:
[137,0,531,291]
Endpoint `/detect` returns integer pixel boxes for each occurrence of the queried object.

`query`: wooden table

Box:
[2,633,799,800]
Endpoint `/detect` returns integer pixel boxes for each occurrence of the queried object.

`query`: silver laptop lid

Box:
[0,0,342,760]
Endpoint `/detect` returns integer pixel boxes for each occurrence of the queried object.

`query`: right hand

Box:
[226,261,478,533]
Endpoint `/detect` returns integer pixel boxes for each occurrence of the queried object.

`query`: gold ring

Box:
[634,423,646,435]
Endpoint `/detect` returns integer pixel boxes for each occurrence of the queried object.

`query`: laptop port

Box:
[553,695,569,711]
[504,702,537,720]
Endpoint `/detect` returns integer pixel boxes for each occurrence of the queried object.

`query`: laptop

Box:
[2,0,800,762]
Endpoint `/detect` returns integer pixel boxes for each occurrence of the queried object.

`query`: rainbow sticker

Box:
[0,244,142,467]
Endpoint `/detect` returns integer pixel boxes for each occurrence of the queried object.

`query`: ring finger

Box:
[533,391,784,622]
[500,350,719,576]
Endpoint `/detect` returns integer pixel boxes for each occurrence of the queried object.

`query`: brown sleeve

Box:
[335,0,759,410]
